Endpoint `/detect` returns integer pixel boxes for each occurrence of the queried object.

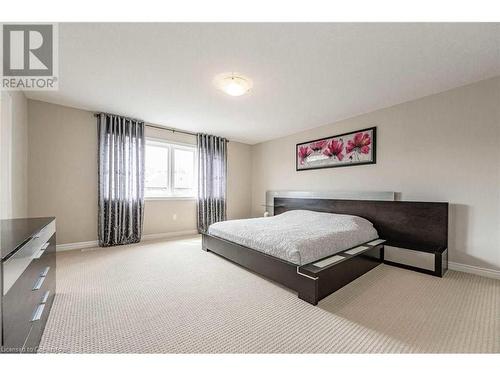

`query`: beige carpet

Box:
[39,236,500,353]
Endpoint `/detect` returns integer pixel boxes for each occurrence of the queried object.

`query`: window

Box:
[145,138,197,199]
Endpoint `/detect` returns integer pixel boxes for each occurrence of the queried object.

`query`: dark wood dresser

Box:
[0,217,56,353]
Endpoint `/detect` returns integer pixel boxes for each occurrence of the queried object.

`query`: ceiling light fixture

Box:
[214,72,253,97]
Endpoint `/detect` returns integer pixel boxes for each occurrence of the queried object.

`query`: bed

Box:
[202,196,448,305]
[208,210,379,265]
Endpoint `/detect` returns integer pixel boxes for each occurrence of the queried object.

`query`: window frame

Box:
[144,137,197,200]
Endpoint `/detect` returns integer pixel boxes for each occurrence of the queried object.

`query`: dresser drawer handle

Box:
[33,242,50,260]
[41,291,50,304]
[31,304,45,322]
[40,266,50,277]
[33,276,46,291]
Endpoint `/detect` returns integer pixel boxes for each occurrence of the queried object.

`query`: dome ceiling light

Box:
[214,72,253,97]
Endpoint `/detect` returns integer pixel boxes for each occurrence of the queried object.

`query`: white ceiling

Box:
[26,23,500,144]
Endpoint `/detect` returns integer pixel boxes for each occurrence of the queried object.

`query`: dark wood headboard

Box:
[274,197,448,253]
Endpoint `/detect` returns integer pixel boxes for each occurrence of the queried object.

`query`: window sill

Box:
[145,196,197,201]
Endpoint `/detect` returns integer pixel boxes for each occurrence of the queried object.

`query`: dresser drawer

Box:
[2,232,56,352]
[22,248,56,353]
[23,288,55,353]
[3,220,55,295]
[3,237,43,296]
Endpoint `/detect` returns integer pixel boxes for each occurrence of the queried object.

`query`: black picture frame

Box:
[296,126,377,171]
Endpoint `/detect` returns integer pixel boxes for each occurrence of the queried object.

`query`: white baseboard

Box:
[449,262,500,280]
[57,240,99,252]
[56,230,199,252]
[142,230,198,241]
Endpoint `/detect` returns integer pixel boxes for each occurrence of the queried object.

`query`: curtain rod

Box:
[93,112,200,138]
[145,123,198,137]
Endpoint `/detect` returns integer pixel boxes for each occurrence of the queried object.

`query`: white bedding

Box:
[208,210,378,265]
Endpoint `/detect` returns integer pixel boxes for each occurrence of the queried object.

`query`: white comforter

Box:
[208,210,378,265]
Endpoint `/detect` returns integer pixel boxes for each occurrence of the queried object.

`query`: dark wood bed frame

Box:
[202,197,448,305]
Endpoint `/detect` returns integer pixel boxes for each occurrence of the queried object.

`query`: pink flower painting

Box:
[323,139,344,161]
[298,146,312,164]
[346,132,371,155]
[309,140,327,152]
[296,127,375,170]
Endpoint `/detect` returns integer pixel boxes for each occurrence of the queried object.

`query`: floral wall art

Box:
[296,127,376,171]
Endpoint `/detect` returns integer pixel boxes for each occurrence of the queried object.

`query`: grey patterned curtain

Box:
[197,133,228,233]
[97,113,145,247]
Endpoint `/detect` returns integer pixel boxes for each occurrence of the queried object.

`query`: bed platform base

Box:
[202,234,384,305]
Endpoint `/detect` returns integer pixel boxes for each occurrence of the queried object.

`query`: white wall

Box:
[251,77,500,271]
[1,91,28,219]
[0,92,12,219]
[27,100,252,244]
[227,140,252,220]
